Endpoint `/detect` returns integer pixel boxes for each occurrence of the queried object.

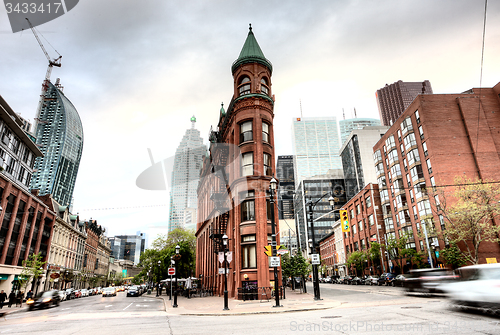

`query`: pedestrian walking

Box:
[26,290,33,300]
[0,290,7,309]
[8,291,16,308]
[16,291,24,307]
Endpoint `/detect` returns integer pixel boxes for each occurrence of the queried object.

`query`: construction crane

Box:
[25,18,62,87]
[25,18,62,136]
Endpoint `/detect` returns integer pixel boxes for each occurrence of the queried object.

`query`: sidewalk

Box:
[154,288,341,316]
[0,303,28,317]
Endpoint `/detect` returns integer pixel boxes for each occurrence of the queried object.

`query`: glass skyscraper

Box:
[339,118,381,146]
[292,117,342,185]
[30,80,83,209]
[109,233,145,265]
[168,116,206,232]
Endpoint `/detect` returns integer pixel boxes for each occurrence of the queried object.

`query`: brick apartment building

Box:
[342,183,388,275]
[372,82,500,268]
[196,26,279,298]
[0,95,56,293]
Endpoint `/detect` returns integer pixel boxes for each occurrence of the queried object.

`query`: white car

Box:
[58,290,67,301]
[102,287,117,297]
[80,289,89,297]
[440,263,500,309]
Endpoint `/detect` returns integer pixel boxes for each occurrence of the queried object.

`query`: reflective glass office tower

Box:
[339,118,381,146]
[109,234,145,265]
[168,116,206,232]
[292,117,342,185]
[30,80,83,209]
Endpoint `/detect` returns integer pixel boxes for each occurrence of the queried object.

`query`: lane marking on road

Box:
[1,329,12,333]
[136,305,150,307]
[123,303,133,311]
[62,308,71,311]
[105,305,113,308]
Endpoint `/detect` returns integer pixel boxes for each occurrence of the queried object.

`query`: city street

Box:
[0,291,166,335]
[1,284,500,334]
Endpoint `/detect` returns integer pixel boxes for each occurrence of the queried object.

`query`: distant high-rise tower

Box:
[168,116,206,232]
[30,80,83,208]
[292,117,342,185]
[339,118,381,145]
[376,80,432,126]
[276,155,295,220]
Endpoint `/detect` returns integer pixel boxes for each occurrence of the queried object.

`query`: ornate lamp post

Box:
[173,245,180,308]
[307,193,335,300]
[222,234,229,310]
[268,177,282,308]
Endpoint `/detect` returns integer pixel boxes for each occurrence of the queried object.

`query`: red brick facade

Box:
[372,82,500,268]
[196,28,279,299]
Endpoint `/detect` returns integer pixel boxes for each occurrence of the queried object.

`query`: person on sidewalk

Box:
[26,290,33,300]
[0,290,7,309]
[16,291,24,307]
[8,291,16,308]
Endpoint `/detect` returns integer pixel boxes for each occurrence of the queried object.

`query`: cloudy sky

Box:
[1,0,499,246]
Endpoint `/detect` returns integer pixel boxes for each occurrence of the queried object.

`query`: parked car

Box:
[351,276,364,285]
[364,276,379,285]
[392,274,407,287]
[127,285,141,297]
[440,263,500,309]
[102,287,117,297]
[378,273,396,286]
[405,268,458,294]
[330,275,340,284]
[80,289,89,297]
[27,290,61,311]
[74,290,82,298]
[57,290,67,301]
[65,288,75,300]
[343,275,354,284]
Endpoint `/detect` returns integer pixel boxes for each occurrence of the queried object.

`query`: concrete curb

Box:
[168,305,338,316]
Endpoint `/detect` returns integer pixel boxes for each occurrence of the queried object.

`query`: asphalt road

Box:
[2,284,500,335]
[0,291,167,335]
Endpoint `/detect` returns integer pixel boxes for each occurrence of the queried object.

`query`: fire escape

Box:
[208,126,231,253]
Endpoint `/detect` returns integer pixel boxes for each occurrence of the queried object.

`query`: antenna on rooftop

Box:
[354,107,357,118]
[300,100,303,119]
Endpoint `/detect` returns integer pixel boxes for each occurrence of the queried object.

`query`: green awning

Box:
[0,274,8,280]
[14,275,28,281]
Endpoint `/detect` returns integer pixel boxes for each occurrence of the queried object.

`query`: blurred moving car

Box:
[27,290,61,311]
[392,274,407,287]
[440,263,500,309]
[405,268,457,294]
[102,287,117,297]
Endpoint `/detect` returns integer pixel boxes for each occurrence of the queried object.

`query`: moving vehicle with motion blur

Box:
[440,263,500,310]
[27,290,61,311]
[405,268,457,294]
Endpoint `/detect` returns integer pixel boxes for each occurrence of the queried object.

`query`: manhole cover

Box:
[401,306,422,309]
[321,316,342,319]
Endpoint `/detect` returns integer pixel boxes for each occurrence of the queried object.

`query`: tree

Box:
[440,242,467,269]
[137,228,196,282]
[346,251,367,276]
[435,177,500,265]
[281,252,309,291]
[385,232,411,273]
[19,253,46,293]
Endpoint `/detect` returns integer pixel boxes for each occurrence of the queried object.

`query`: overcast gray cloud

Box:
[0,0,499,245]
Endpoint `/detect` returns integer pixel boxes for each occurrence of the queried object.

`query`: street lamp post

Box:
[269,177,282,308]
[307,193,335,301]
[173,245,180,308]
[222,234,229,310]
[157,260,161,296]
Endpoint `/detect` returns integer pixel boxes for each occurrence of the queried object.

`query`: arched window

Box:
[238,76,251,96]
[260,77,269,95]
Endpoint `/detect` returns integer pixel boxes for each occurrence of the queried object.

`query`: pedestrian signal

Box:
[264,245,272,256]
[340,210,350,232]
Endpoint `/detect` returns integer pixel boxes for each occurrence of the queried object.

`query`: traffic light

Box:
[340,210,350,232]
[264,245,272,256]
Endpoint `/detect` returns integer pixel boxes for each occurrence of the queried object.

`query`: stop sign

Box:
[168,267,175,275]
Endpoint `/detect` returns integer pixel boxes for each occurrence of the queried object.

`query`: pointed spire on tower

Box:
[220,102,226,117]
[232,25,272,74]
[190,115,196,128]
